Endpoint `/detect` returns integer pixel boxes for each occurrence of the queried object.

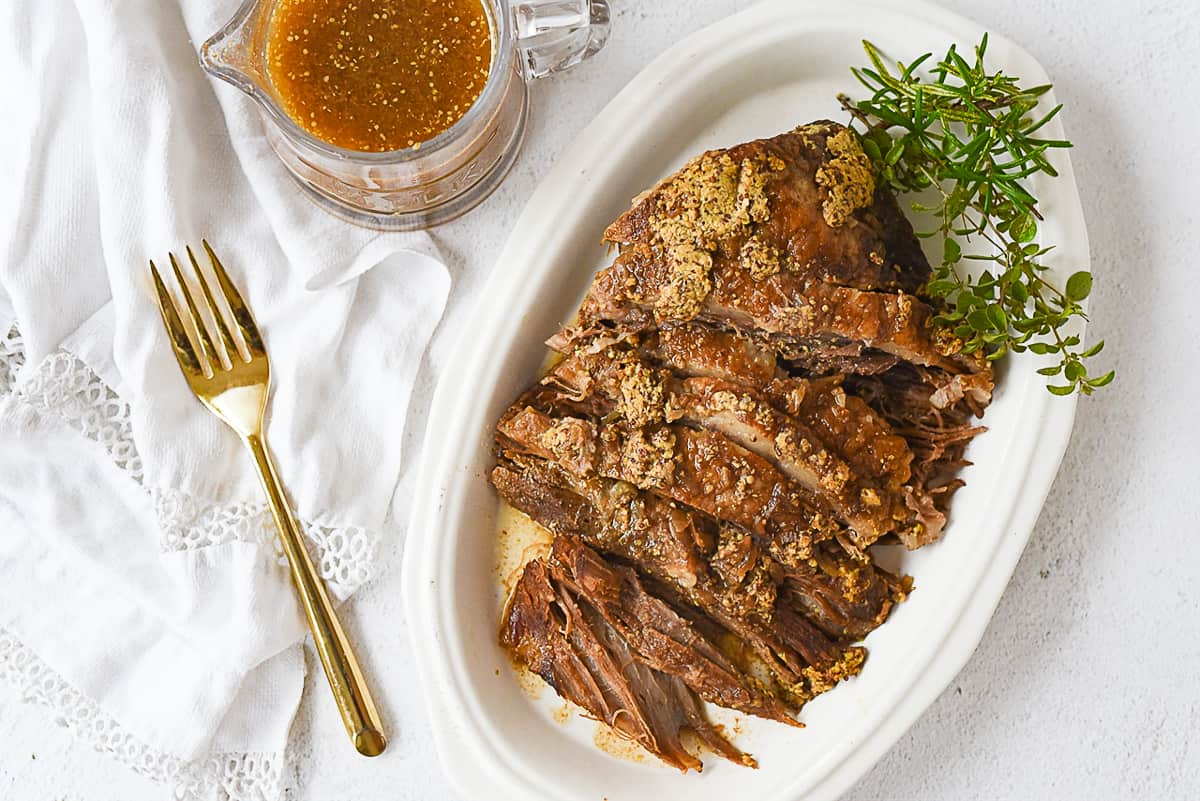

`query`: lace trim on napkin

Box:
[153,488,378,596]
[17,350,145,479]
[1,323,25,396]
[0,628,284,801]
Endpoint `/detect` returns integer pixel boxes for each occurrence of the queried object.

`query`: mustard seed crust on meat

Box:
[740,234,782,280]
[634,152,785,321]
[618,359,667,427]
[814,127,876,227]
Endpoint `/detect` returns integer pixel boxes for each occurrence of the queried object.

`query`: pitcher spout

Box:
[199,0,275,102]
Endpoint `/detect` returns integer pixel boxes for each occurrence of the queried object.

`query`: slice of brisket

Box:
[577,242,977,376]
[498,403,839,562]
[550,535,796,727]
[569,323,917,499]
[503,544,757,771]
[605,122,930,294]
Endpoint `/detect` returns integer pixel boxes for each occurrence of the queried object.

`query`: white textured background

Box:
[2,0,1197,799]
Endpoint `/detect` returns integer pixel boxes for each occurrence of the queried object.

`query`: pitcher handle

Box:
[512,0,611,78]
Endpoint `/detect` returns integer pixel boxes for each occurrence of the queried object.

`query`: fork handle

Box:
[245,433,387,757]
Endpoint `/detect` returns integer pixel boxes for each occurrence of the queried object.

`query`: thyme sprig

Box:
[839,35,1112,395]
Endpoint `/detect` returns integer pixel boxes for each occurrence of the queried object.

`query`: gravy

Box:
[267,0,493,152]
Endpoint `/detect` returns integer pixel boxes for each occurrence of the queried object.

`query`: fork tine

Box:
[150,260,205,377]
[188,244,244,365]
[202,240,265,357]
[169,253,217,373]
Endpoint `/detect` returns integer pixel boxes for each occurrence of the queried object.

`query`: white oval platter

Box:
[402,1,1088,799]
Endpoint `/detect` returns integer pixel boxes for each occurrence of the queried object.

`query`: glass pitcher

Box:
[201,0,610,230]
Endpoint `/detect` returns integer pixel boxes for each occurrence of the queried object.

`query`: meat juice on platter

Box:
[492,122,992,772]
[267,0,492,152]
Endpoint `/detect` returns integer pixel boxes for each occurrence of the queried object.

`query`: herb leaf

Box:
[840,36,1112,395]
[1065,271,1093,301]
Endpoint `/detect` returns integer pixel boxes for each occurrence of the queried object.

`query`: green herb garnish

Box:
[840,35,1112,396]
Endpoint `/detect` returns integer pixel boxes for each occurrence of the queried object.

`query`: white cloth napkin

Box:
[0,1,449,798]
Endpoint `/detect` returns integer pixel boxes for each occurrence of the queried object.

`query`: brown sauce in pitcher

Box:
[267,0,493,152]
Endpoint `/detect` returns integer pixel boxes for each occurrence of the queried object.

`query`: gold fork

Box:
[149,241,386,757]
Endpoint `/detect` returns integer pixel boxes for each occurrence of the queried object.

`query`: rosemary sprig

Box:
[839,35,1112,395]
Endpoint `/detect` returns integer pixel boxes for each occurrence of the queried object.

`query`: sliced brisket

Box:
[495,119,994,770]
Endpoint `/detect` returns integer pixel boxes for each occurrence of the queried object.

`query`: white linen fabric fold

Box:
[0,1,450,798]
